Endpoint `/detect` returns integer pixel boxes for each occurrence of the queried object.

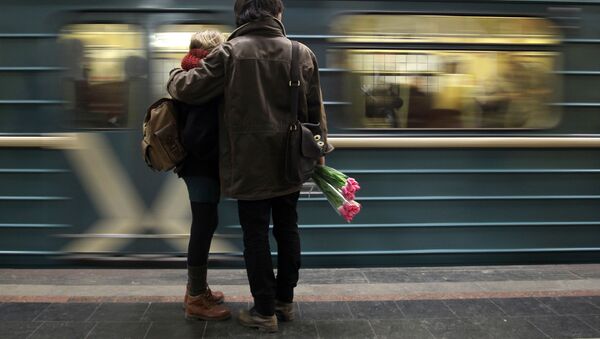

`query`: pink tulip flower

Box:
[338,201,362,222]
[341,178,361,200]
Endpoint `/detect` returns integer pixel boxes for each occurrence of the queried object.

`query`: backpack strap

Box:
[289,41,301,121]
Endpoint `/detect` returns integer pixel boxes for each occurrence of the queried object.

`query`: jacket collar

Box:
[228,16,287,41]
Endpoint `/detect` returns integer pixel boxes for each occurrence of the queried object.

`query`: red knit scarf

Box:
[181,48,210,71]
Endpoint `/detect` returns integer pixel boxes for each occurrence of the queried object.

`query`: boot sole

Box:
[275,310,295,322]
[238,318,278,333]
[185,312,231,321]
[182,297,224,310]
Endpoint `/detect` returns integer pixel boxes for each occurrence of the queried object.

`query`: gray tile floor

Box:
[0,297,599,338]
[0,265,596,286]
[1,265,600,338]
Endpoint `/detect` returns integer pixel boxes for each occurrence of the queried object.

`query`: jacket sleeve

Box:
[167,43,231,105]
[306,50,332,152]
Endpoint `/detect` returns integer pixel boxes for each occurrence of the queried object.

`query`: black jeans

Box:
[238,191,301,316]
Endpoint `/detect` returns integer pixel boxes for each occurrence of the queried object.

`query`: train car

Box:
[1,0,600,267]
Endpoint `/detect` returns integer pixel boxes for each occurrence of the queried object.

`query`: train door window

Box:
[150,24,230,99]
[330,15,562,129]
[60,24,146,128]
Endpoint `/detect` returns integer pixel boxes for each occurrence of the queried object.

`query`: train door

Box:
[56,9,237,265]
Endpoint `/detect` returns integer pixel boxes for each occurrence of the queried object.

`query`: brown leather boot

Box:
[206,287,225,304]
[275,300,295,321]
[185,290,231,321]
[184,284,225,309]
[238,308,278,333]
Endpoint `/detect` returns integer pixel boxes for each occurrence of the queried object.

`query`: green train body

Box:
[1,0,600,267]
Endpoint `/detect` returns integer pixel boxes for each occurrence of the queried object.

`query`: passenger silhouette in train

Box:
[364,83,404,128]
[406,76,434,128]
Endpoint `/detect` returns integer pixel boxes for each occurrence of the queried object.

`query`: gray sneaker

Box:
[275,300,295,321]
[238,308,278,333]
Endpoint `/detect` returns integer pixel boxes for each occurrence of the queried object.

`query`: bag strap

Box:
[289,41,300,122]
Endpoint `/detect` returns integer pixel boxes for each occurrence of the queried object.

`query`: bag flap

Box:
[145,98,173,124]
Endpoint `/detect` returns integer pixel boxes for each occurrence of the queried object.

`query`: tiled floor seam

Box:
[200,318,208,339]
[365,319,377,338]
[313,319,320,339]
[440,299,460,318]
[83,322,99,339]
[533,296,563,316]
[84,303,102,322]
[140,302,152,321]
[517,317,553,339]
[343,301,352,319]
[30,303,51,322]
[24,321,44,339]
[421,321,438,339]
[487,298,511,317]
[576,314,600,333]
[142,321,153,339]
[571,317,600,335]
[392,300,406,318]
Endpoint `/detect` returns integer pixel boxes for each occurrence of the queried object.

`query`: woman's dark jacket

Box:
[175,98,220,179]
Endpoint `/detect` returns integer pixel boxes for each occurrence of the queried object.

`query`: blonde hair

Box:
[189,30,225,51]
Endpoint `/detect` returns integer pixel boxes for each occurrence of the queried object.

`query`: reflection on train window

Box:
[60,24,146,128]
[150,25,230,99]
[331,15,562,129]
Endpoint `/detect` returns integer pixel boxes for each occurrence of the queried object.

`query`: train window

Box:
[331,15,562,129]
[60,24,146,128]
[150,24,230,99]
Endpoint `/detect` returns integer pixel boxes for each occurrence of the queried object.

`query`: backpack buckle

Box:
[289,80,300,87]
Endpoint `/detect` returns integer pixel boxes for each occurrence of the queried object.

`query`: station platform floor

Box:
[0,264,599,338]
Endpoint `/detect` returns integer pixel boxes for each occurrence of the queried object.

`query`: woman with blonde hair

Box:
[174,30,230,321]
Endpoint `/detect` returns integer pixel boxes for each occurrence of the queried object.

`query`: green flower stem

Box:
[312,174,346,212]
[314,166,347,188]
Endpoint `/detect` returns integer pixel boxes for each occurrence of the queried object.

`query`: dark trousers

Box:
[238,191,301,316]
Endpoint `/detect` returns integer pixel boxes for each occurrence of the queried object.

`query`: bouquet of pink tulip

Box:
[312,165,362,222]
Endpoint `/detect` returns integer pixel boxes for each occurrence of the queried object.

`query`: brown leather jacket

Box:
[167,17,329,200]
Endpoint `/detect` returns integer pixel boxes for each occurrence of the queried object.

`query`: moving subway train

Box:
[2,0,600,267]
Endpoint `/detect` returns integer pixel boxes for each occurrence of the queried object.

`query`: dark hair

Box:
[234,0,284,27]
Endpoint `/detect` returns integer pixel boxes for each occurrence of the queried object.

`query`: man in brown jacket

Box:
[167,0,329,333]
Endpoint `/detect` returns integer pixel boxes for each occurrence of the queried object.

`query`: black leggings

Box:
[187,201,219,266]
